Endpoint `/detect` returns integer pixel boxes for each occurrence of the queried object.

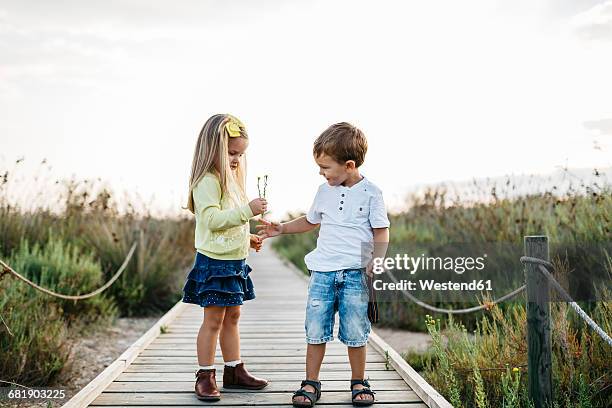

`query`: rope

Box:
[0,380,32,389]
[0,242,137,301]
[0,313,13,336]
[385,269,527,314]
[520,256,612,347]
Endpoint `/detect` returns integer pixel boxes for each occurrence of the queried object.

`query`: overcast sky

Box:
[1,0,611,217]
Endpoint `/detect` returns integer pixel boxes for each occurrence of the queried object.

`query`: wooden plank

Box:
[368,332,452,408]
[140,349,381,357]
[155,337,310,346]
[524,235,552,408]
[90,405,427,408]
[159,333,311,339]
[117,370,403,382]
[146,343,354,351]
[124,363,391,372]
[152,338,315,344]
[167,326,306,332]
[91,390,422,405]
[131,355,386,364]
[105,379,411,393]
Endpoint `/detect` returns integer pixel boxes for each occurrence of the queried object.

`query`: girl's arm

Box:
[257,215,318,238]
[195,176,264,231]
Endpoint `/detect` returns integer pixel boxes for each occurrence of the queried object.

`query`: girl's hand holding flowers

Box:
[249,198,267,215]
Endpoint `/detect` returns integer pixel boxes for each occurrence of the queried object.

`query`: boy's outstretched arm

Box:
[257,216,319,239]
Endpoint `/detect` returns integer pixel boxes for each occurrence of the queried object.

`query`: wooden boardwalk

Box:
[65,250,450,407]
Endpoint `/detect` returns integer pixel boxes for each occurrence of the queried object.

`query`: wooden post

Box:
[524,236,552,408]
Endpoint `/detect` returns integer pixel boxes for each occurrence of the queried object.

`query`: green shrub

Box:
[421,295,611,407]
[8,237,117,327]
[0,236,116,384]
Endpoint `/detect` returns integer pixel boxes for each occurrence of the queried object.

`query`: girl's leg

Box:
[219,305,268,389]
[219,305,241,362]
[197,306,226,365]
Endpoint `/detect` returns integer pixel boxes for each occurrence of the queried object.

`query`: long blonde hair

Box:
[186,114,248,214]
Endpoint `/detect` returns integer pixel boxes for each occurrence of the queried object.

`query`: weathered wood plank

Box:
[146,343,354,351]
[90,405,427,408]
[140,349,381,357]
[124,363,391,372]
[116,370,403,382]
[131,355,386,364]
[524,235,552,408]
[105,380,410,393]
[91,390,421,405]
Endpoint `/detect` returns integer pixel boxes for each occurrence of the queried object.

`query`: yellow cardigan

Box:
[193,173,254,260]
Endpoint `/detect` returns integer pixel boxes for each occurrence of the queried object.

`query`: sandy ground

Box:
[374,327,433,354]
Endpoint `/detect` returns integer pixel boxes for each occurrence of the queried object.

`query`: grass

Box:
[0,160,195,385]
[421,289,611,407]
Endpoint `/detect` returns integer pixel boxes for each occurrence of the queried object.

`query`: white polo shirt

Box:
[304,175,390,272]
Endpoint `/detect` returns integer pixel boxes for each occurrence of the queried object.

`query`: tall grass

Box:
[0,236,116,385]
[0,160,195,384]
[421,286,611,407]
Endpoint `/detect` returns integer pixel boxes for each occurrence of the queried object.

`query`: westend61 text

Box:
[373,279,493,291]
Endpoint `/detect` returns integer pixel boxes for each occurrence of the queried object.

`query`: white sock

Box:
[224,360,242,367]
[198,365,214,370]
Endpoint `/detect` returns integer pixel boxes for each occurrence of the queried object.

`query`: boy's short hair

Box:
[313,122,368,167]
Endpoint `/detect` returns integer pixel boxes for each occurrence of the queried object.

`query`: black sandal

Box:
[292,379,322,407]
[351,379,375,406]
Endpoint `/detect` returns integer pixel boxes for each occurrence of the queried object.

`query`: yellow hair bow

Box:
[224,114,245,138]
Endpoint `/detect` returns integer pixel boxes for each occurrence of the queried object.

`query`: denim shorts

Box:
[305,269,371,347]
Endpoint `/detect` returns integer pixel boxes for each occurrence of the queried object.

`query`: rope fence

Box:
[381,247,611,346]
[381,235,611,408]
[386,268,527,314]
[0,242,136,301]
[520,256,612,347]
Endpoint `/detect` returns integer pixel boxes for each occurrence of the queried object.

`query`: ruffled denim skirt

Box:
[181,252,255,307]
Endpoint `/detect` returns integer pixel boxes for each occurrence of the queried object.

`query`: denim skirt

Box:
[181,252,255,307]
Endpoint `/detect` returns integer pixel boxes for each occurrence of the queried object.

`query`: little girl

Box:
[182,113,269,401]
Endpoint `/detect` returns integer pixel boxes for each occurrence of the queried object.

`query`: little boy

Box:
[258,122,390,407]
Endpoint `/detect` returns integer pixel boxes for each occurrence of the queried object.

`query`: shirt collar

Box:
[339,174,367,190]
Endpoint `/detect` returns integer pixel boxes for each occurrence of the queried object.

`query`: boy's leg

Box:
[294,271,336,404]
[347,345,367,379]
[306,343,327,380]
[338,270,373,402]
[294,344,326,404]
[348,345,371,400]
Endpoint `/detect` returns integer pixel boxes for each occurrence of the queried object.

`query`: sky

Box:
[1,0,611,218]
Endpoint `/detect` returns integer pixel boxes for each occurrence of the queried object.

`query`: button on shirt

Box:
[304,176,390,272]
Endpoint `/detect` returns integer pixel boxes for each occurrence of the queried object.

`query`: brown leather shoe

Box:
[223,362,269,390]
[195,368,221,401]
